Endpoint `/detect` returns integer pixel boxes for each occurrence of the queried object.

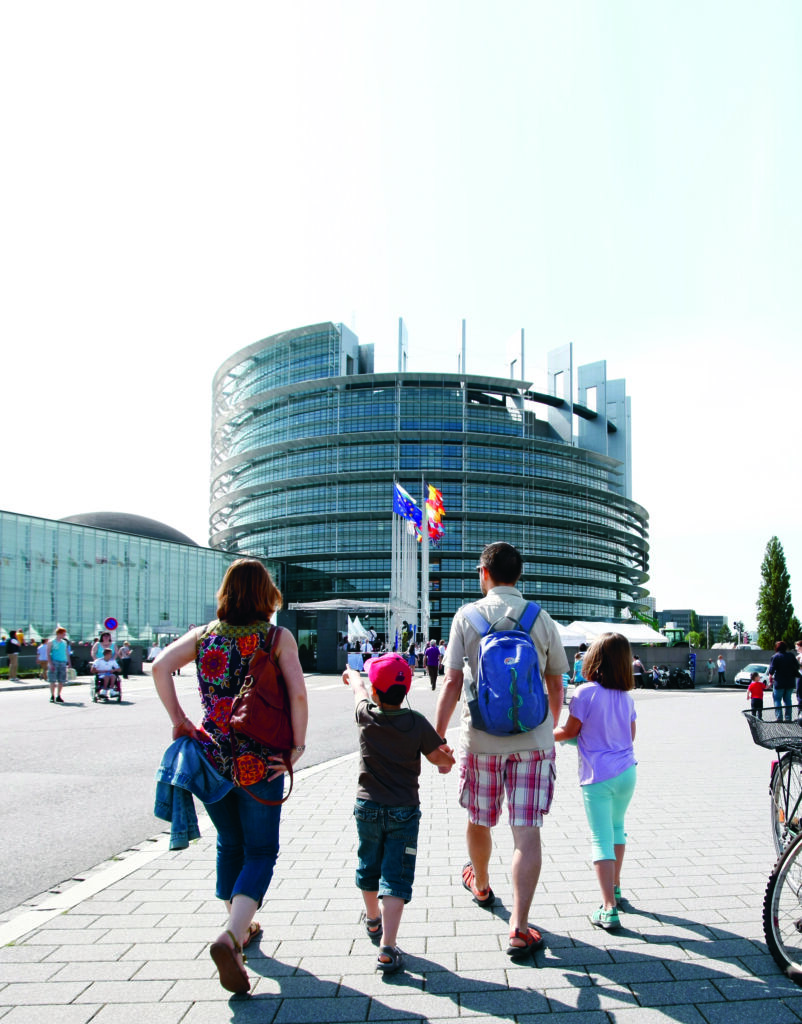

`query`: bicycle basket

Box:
[742,709,802,752]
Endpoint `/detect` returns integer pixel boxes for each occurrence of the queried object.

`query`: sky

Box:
[2,0,800,632]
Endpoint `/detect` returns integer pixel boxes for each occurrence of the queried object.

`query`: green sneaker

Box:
[613,885,622,906]
[591,906,620,930]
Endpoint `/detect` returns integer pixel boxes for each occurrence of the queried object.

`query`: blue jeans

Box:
[354,799,421,903]
[774,686,795,722]
[203,775,284,904]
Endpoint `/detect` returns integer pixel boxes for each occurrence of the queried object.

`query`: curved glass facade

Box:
[210,323,650,633]
[0,510,235,643]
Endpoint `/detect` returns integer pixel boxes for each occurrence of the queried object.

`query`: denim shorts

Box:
[48,663,67,684]
[354,799,421,903]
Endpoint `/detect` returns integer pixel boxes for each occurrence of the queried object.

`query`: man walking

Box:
[435,542,568,956]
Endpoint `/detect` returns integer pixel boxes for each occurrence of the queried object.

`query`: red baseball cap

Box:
[367,653,412,694]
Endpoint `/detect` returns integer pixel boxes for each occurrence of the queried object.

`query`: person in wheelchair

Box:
[91,647,122,699]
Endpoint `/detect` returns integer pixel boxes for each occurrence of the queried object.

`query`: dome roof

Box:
[59,512,199,547]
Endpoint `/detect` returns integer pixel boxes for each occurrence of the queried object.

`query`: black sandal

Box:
[377,945,404,973]
[361,912,383,943]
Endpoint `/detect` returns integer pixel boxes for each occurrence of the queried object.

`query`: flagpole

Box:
[421,476,430,642]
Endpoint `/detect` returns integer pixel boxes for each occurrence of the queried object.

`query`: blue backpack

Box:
[463,601,547,735]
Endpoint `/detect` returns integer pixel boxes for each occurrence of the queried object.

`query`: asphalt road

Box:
[0,666,449,916]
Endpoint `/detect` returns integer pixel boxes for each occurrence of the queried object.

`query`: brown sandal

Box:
[210,929,250,994]
[506,926,544,957]
[243,921,261,948]
[462,861,495,908]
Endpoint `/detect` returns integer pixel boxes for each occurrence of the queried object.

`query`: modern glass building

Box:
[210,322,650,637]
[0,510,235,642]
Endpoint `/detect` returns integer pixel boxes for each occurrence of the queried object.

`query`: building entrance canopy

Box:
[287,599,390,614]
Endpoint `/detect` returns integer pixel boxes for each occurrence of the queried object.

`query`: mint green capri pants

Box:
[581,765,637,862]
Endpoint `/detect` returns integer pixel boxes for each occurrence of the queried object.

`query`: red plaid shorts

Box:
[458,748,556,828]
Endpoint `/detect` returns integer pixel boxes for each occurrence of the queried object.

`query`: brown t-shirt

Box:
[355,700,444,806]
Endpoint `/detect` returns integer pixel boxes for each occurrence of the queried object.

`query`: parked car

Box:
[733,663,770,687]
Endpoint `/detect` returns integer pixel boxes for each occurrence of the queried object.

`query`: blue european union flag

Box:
[393,484,422,526]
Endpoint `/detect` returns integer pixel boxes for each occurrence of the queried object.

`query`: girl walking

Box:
[554,632,637,930]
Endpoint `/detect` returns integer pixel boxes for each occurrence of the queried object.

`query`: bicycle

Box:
[743,707,802,980]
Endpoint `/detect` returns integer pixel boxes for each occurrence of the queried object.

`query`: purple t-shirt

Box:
[569,681,637,786]
[424,645,440,667]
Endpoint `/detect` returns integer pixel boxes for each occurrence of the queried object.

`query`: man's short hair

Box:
[478,542,523,585]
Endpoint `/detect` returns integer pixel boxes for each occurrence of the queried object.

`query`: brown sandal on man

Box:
[242,921,261,948]
[506,926,544,957]
[210,929,250,994]
[461,861,495,908]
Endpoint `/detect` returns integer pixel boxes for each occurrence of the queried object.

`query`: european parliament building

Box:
[210,322,650,639]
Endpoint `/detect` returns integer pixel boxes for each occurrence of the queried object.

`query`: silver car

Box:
[733,662,769,687]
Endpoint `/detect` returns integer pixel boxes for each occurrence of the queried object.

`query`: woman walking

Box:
[153,558,308,994]
[554,632,637,930]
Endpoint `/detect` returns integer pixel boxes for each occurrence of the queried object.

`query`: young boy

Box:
[746,672,767,719]
[91,647,122,699]
[343,653,455,973]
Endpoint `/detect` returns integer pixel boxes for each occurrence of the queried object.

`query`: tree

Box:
[689,610,700,633]
[757,536,796,649]
[786,615,802,646]
[716,623,733,644]
[686,631,704,648]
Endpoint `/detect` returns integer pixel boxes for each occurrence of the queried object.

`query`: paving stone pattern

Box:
[1,685,798,1022]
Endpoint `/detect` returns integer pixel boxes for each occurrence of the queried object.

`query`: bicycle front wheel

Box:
[764,833,802,983]
[771,752,802,856]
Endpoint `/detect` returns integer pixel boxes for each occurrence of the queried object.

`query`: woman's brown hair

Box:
[216,558,282,625]
[581,632,634,691]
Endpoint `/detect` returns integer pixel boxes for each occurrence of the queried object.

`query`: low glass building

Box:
[210,322,650,639]
[0,510,235,643]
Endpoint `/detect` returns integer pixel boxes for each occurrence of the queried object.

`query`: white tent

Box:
[347,616,372,642]
[555,622,588,647]
[25,624,43,643]
[568,621,669,645]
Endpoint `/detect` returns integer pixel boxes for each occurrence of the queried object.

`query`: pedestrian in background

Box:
[768,641,800,723]
[424,639,440,690]
[7,630,21,682]
[746,672,767,719]
[47,627,70,703]
[36,639,49,680]
[118,641,132,679]
[716,654,727,685]
[92,632,115,660]
[796,640,802,703]
[554,632,637,931]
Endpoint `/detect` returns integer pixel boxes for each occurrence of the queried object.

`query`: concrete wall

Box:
[564,646,770,682]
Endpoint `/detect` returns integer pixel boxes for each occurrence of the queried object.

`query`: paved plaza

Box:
[1,682,799,1023]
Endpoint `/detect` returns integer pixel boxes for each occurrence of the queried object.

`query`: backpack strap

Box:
[465,601,542,636]
[463,605,491,637]
[517,601,541,633]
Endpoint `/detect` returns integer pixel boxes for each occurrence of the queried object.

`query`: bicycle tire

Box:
[771,752,802,856]
[764,833,802,983]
